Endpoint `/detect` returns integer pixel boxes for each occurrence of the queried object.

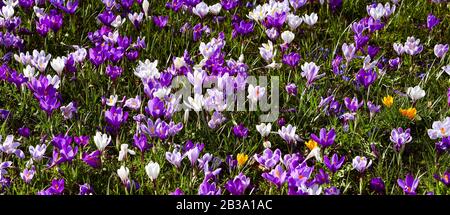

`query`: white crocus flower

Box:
[46,75,60,89]
[259,40,275,62]
[94,131,111,152]
[0,5,14,19]
[281,31,295,44]
[134,59,160,80]
[142,0,149,18]
[342,43,356,62]
[111,15,126,28]
[145,161,160,181]
[153,87,171,99]
[406,86,426,102]
[184,94,204,112]
[256,123,272,137]
[369,3,385,20]
[442,65,450,76]
[106,95,118,106]
[247,84,266,103]
[118,144,136,161]
[302,13,318,26]
[192,2,209,18]
[50,56,67,76]
[209,3,221,15]
[287,14,302,30]
[117,166,130,184]
[23,65,37,79]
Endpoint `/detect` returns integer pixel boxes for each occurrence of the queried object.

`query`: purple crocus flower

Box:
[232,20,254,38]
[368,45,380,59]
[97,10,115,26]
[356,68,377,88]
[434,44,449,58]
[19,0,34,8]
[225,173,251,195]
[310,128,336,148]
[434,171,450,186]
[198,181,221,195]
[79,183,94,195]
[282,52,301,68]
[20,166,35,184]
[354,34,369,50]
[265,12,286,29]
[427,13,440,31]
[193,23,206,41]
[133,133,150,153]
[226,155,237,172]
[105,106,129,131]
[48,178,65,195]
[169,188,184,195]
[332,55,343,75]
[74,135,89,147]
[262,164,287,188]
[352,156,372,173]
[344,97,363,112]
[287,163,313,187]
[145,97,165,119]
[389,57,401,69]
[397,173,419,195]
[435,137,449,154]
[301,62,323,87]
[153,16,168,29]
[289,0,307,10]
[82,150,101,168]
[285,83,298,96]
[185,144,202,167]
[18,127,30,138]
[254,148,281,169]
[221,0,240,11]
[166,149,183,168]
[277,117,286,127]
[323,153,345,173]
[367,101,380,118]
[105,65,123,80]
[369,177,386,194]
[313,168,330,185]
[232,124,248,139]
[208,111,227,129]
[390,127,412,152]
[324,186,340,195]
